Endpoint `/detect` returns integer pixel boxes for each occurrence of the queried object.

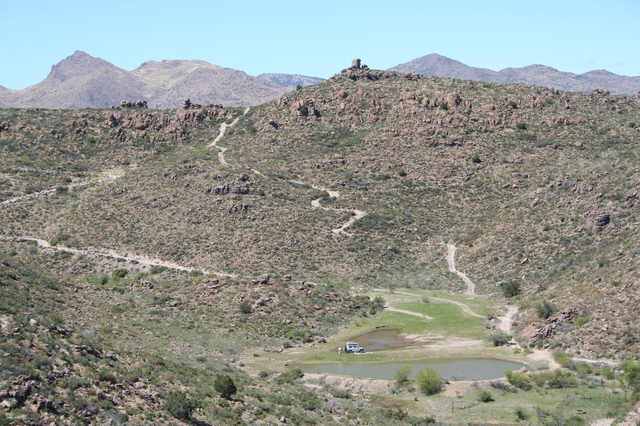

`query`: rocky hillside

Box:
[257,73,324,88]
[0,51,314,109]
[392,53,640,95]
[1,62,639,359]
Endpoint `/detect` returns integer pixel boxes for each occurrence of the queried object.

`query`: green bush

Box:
[477,389,494,402]
[531,370,577,389]
[488,330,512,346]
[112,269,128,280]
[276,368,304,385]
[471,154,482,163]
[514,406,529,421]
[395,366,412,387]
[535,300,556,319]
[415,367,441,395]
[149,265,167,274]
[331,389,352,399]
[165,391,197,421]
[502,281,521,297]
[516,122,527,130]
[505,370,531,389]
[214,374,237,400]
[621,359,640,394]
[239,301,252,314]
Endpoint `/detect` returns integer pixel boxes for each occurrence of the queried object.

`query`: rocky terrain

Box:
[257,73,324,88]
[392,53,640,95]
[0,51,315,109]
[1,60,639,423]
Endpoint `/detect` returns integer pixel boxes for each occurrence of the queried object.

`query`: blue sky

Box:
[1,0,639,89]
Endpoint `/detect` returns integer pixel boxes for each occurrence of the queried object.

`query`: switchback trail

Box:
[1,236,238,278]
[207,107,367,235]
[446,243,476,295]
[208,107,250,166]
[289,180,367,236]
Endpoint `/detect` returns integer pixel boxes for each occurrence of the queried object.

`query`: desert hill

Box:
[0,51,320,109]
[1,62,639,424]
[392,53,640,94]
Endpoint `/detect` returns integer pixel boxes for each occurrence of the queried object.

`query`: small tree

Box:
[416,367,441,395]
[214,374,237,400]
[621,359,640,396]
[395,366,412,387]
[502,281,521,298]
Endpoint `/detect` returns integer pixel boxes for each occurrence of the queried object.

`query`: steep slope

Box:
[257,73,324,88]
[392,53,640,94]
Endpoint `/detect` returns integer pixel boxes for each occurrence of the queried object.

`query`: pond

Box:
[297,358,526,381]
[349,327,417,352]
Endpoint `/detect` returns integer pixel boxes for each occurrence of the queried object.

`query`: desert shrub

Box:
[416,367,441,395]
[531,370,577,389]
[97,368,117,384]
[439,102,449,110]
[488,330,512,346]
[502,281,521,297]
[471,154,482,163]
[149,265,167,274]
[214,374,237,400]
[535,300,557,319]
[477,389,494,402]
[514,406,529,420]
[573,316,588,327]
[239,301,252,314]
[284,328,314,343]
[395,365,412,387]
[331,389,352,399]
[276,368,304,385]
[577,363,593,376]
[516,122,527,130]
[112,269,128,280]
[509,101,518,109]
[505,370,531,389]
[165,391,197,421]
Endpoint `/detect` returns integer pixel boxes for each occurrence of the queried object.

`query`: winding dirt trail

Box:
[290,180,366,236]
[446,243,475,295]
[385,306,433,320]
[372,289,483,319]
[208,107,250,165]
[0,166,129,208]
[1,236,238,278]
[206,107,366,235]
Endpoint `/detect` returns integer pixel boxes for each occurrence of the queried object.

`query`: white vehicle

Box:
[344,341,364,353]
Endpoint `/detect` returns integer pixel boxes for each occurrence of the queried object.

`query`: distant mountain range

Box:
[2,51,638,109]
[0,51,323,109]
[391,54,640,95]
